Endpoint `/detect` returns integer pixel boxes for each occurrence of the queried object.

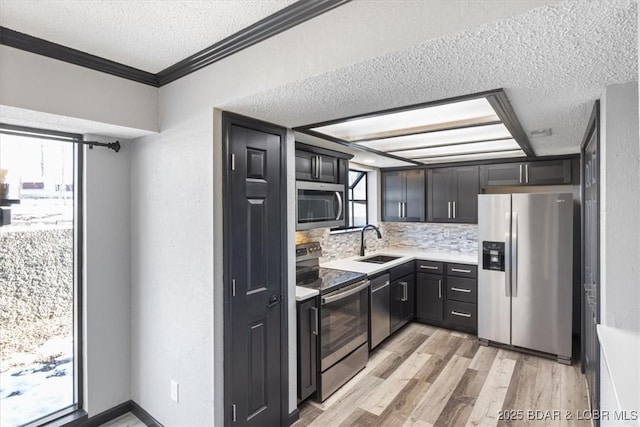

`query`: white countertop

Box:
[320,247,477,276]
[596,324,640,417]
[295,286,319,302]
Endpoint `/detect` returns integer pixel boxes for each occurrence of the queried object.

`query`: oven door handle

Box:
[322,280,370,305]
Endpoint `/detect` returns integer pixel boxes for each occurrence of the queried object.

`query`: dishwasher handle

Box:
[371,281,390,293]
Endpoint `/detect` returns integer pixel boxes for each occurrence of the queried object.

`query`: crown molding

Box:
[0,0,350,88]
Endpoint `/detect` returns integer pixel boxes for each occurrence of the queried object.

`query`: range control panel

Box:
[296,241,322,260]
[482,241,505,271]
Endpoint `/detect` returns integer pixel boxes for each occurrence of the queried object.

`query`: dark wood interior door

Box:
[224,114,287,426]
[581,102,600,418]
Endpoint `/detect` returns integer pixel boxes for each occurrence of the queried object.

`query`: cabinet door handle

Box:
[525,164,529,183]
[438,279,442,298]
[398,202,402,218]
[400,282,408,301]
[403,202,407,218]
[452,201,456,219]
[447,201,451,219]
[451,268,472,274]
[310,306,319,335]
[451,287,472,293]
[451,310,472,318]
[519,164,523,184]
[420,265,439,270]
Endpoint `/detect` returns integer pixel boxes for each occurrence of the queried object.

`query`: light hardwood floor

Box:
[99,412,145,427]
[294,323,590,427]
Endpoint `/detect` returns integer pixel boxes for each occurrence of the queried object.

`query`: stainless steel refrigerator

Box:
[478,193,573,363]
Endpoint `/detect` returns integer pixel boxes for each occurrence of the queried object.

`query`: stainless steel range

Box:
[296,242,369,401]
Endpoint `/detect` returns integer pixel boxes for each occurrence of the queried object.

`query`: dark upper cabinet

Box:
[295,150,341,183]
[480,159,572,187]
[427,166,479,223]
[297,298,318,403]
[381,169,425,222]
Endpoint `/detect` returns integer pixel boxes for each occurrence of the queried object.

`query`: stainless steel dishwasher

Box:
[370,273,390,350]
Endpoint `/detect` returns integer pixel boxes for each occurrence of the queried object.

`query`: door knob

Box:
[267,294,282,308]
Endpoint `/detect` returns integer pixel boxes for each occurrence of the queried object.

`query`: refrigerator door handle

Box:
[511,212,518,297]
[505,212,511,297]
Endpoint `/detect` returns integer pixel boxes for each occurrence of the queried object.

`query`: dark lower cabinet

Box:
[297,298,318,403]
[415,260,477,334]
[390,273,415,333]
[390,273,415,334]
[416,272,444,323]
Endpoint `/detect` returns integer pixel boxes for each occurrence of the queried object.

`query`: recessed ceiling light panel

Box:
[391,138,521,159]
[312,98,498,142]
[297,89,533,165]
[357,123,512,152]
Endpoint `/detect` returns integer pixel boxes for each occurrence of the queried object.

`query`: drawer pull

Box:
[451,310,472,318]
[420,265,439,270]
[451,268,472,274]
[451,287,471,293]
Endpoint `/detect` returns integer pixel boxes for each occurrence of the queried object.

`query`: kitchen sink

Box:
[357,254,402,264]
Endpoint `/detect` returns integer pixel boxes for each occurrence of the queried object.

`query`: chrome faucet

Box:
[360,224,382,256]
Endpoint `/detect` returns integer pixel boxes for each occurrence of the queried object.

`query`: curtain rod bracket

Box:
[85,140,121,153]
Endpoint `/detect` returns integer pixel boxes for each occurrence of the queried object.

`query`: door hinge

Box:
[232,403,237,422]
[231,153,236,171]
[232,279,236,296]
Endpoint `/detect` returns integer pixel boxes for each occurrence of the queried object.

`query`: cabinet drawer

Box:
[447,276,476,304]
[390,261,415,282]
[446,300,477,330]
[447,263,477,278]
[416,260,443,274]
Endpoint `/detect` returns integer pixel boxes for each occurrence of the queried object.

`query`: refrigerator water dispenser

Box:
[482,241,505,271]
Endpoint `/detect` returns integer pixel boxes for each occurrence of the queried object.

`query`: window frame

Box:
[0,123,85,426]
[332,169,369,232]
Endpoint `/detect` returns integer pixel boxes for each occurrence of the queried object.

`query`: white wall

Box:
[0,46,159,134]
[599,81,640,332]
[83,136,132,415]
[599,81,640,419]
[130,109,215,426]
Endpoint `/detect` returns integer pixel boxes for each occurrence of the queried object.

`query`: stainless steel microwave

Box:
[296,181,346,230]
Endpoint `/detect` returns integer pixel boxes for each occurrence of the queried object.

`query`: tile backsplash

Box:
[382,222,478,254]
[295,222,478,262]
[295,228,386,262]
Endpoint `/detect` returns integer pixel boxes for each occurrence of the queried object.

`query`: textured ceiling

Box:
[0,0,296,73]
[224,0,638,159]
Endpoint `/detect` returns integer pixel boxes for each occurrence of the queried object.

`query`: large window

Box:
[0,125,82,427]
[345,169,368,229]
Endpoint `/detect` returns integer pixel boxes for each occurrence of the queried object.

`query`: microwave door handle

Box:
[335,191,343,221]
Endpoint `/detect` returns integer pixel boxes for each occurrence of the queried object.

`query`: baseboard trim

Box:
[71,401,131,427]
[65,400,163,427]
[289,408,300,426]
[130,400,164,427]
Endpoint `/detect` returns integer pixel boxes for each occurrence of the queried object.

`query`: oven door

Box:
[319,279,369,372]
[296,181,345,230]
